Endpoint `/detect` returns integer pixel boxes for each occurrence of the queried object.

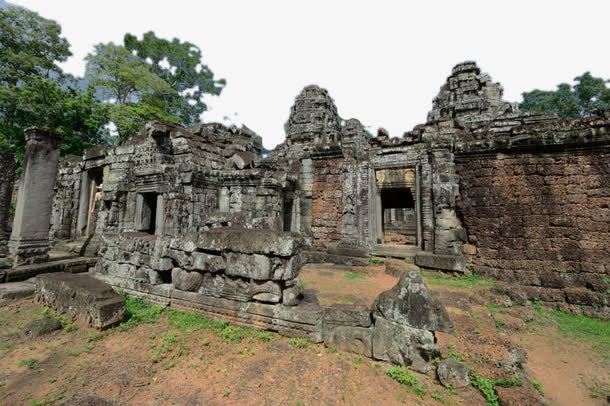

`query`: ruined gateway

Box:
[0,61,609,369]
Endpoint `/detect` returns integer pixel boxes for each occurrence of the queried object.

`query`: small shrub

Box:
[18,358,39,369]
[386,366,417,386]
[470,373,499,406]
[219,326,246,343]
[531,379,544,395]
[447,343,464,362]
[288,338,311,348]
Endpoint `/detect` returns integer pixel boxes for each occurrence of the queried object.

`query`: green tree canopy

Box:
[0,6,109,159]
[124,31,225,125]
[520,72,610,119]
[85,32,225,142]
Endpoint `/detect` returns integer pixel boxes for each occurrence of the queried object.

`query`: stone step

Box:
[370,244,420,259]
[3,257,97,283]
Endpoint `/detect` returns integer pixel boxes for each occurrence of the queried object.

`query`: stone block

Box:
[225,252,271,280]
[415,252,465,272]
[191,251,225,272]
[373,270,453,332]
[372,316,437,373]
[197,229,302,256]
[324,325,373,357]
[324,304,372,327]
[36,272,125,329]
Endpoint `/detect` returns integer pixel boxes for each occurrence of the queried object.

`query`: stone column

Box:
[0,152,16,259]
[9,128,63,265]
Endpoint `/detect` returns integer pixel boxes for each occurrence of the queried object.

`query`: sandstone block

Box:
[36,273,125,329]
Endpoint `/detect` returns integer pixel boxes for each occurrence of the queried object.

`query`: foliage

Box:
[386,366,417,386]
[520,72,610,119]
[344,271,367,281]
[470,373,499,406]
[470,373,521,406]
[115,294,164,331]
[386,366,427,397]
[420,271,494,289]
[18,358,39,369]
[369,257,385,265]
[0,7,109,158]
[288,338,311,348]
[551,309,610,356]
[531,379,544,395]
[124,31,225,125]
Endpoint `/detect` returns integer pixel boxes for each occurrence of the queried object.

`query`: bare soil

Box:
[0,264,608,406]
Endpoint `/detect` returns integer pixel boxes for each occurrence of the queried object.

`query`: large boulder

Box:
[373,270,453,332]
[36,272,125,329]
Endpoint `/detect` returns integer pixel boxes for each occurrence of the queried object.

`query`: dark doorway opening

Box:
[381,188,416,245]
[283,198,293,232]
[139,193,158,235]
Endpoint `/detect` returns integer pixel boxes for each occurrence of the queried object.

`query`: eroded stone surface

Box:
[373,270,454,332]
[36,272,125,329]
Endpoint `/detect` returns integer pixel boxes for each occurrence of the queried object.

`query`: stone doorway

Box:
[77,167,104,238]
[381,188,417,245]
[136,192,161,235]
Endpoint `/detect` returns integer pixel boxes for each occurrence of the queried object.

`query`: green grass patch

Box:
[115,294,164,331]
[552,310,610,356]
[369,257,385,265]
[288,338,311,348]
[421,271,494,289]
[344,271,367,281]
[386,366,426,397]
[18,358,39,369]
[531,379,544,395]
[470,373,521,406]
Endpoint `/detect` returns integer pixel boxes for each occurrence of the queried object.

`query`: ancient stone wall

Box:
[311,155,344,250]
[50,156,82,241]
[0,152,16,255]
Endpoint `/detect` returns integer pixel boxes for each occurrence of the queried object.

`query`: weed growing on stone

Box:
[420,271,494,289]
[288,338,311,348]
[18,358,39,369]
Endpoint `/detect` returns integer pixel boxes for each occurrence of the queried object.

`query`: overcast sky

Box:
[11,0,610,149]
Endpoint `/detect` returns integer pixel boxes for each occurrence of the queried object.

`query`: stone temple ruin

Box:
[0,61,609,369]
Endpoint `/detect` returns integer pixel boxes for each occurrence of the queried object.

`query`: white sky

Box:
[11,0,610,149]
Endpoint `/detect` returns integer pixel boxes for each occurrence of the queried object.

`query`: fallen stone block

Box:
[36,272,125,329]
[324,325,373,357]
[415,252,465,272]
[22,316,62,337]
[0,280,36,305]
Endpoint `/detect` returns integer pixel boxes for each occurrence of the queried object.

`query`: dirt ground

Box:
[0,263,608,406]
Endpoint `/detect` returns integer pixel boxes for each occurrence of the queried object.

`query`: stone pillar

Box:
[9,128,63,265]
[0,152,16,259]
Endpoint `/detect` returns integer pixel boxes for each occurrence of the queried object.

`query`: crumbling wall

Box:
[455,113,610,318]
[50,156,82,241]
[311,155,344,250]
[0,152,16,256]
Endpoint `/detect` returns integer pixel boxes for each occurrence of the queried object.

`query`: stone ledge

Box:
[415,252,465,272]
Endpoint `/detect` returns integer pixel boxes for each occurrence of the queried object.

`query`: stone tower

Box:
[286,85,342,145]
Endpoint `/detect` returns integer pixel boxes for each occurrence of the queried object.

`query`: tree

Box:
[124,31,225,125]
[520,72,610,119]
[0,6,109,158]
